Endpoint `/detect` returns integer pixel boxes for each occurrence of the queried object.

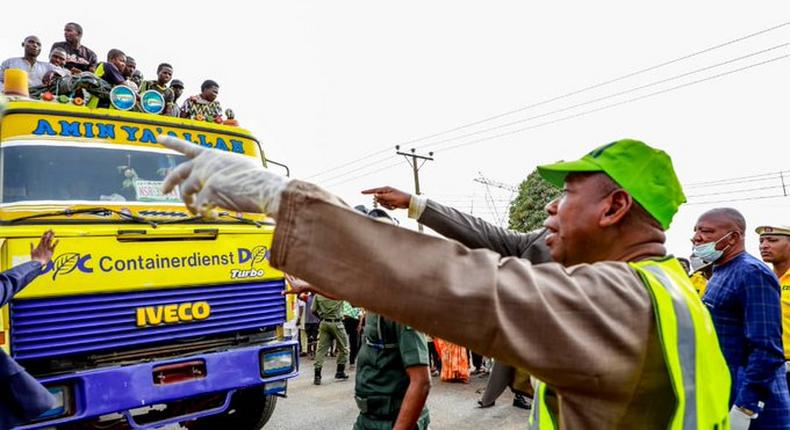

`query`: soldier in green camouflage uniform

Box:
[311,294,350,385]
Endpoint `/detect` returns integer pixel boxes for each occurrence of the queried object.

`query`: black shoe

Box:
[335,364,350,380]
[512,394,532,410]
[477,400,495,409]
[314,368,322,385]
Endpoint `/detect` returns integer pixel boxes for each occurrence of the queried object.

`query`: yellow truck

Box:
[0,100,298,429]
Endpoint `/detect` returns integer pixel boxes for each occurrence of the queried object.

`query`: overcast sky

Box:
[4,1,790,259]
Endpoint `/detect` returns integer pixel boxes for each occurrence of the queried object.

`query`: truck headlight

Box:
[260,348,294,377]
[38,385,72,419]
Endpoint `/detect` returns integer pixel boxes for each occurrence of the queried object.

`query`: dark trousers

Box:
[343,317,360,365]
[305,322,320,355]
[471,351,484,371]
[428,340,441,371]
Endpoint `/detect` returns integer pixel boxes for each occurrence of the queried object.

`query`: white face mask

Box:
[692,231,734,263]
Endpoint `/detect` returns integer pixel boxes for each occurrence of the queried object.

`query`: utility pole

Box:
[396,145,434,232]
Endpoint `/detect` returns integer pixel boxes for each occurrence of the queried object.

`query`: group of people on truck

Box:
[0,22,226,122]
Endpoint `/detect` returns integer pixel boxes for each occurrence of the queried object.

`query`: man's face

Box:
[23,37,41,58]
[111,55,126,73]
[543,173,612,266]
[157,67,173,84]
[692,216,731,246]
[124,61,136,78]
[50,51,66,66]
[172,86,184,99]
[759,235,790,265]
[203,85,219,102]
[64,25,80,44]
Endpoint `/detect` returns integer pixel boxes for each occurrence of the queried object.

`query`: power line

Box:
[685,170,790,188]
[305,147,392,180]
[413,43,790,152]
[686,194,789,206]
[432,53,790,154]
[320,43,790,184]
[686,185,785,198]
[304,21,790,181]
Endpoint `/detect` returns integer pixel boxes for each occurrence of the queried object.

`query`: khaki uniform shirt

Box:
[272,181,675,429]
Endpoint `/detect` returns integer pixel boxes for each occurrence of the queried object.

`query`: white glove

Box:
[729,406,754,430]
[159,135,289,218]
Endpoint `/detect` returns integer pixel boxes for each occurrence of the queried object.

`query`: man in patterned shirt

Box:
[693,208,790,428]
[180,79,222,121]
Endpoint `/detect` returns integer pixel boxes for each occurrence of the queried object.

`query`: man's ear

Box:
[599,189,632,228]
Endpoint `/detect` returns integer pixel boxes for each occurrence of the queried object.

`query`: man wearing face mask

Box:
[693,208,790,429]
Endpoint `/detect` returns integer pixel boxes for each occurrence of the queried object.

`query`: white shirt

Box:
[0,57,53,89]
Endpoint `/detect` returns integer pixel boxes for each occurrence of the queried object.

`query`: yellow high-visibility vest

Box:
[528,258,731,429]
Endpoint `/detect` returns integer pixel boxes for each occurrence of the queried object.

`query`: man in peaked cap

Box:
[157,136,732,429]
[758,224,790,388]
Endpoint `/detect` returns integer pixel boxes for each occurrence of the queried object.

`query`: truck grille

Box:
[10,280,286,361]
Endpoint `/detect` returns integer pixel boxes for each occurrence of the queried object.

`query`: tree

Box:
[508,169,562,232]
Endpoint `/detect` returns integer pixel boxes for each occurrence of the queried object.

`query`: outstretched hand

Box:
[30,230,57,266]
[361,186,411,210]
[282,274,341,300]
[283,274,318,296]
[158,135,289,217]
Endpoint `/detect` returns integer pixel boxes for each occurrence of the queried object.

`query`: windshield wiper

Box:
[8,207,158,227]
[128,211,269,227]
[217,212,266,227]
[156,215,205,225]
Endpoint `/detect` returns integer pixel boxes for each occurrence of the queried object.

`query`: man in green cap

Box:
[158,136,732,428]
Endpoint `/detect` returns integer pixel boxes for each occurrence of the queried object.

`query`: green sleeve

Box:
[310,295,318,315]
[398,325,429,368]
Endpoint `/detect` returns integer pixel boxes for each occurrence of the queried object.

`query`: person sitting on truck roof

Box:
[0,35,53,91]
[180,79,222,121]
[50,22,98,73]
[130,69,144,88]
[88,49,127,108]
[169,79,184,117]
[95,49,127,86]
[139,63,176,115]
[0,231,58,430]
[48,48,70,78]
[122,56,138,90]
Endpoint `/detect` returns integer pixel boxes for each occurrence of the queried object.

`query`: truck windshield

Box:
[2,142,186,204]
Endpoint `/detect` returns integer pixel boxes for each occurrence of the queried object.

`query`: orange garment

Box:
[435,339,469,383]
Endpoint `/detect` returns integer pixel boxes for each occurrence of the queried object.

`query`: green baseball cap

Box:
[537,139,686,230]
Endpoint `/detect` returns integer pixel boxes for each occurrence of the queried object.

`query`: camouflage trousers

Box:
[314,320,349,369]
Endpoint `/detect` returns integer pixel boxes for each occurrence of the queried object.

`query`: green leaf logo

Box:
[249,246,269,269]
[52,253,80,280]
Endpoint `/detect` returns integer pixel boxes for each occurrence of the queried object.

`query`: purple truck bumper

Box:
[16,340,299,429]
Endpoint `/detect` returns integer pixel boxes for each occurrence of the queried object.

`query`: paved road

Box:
[264,357,529,429]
